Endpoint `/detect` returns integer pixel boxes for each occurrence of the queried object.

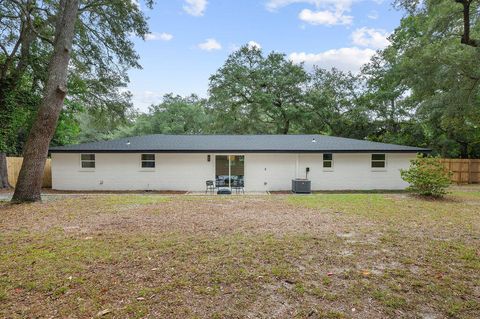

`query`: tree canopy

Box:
[112,94,211,138]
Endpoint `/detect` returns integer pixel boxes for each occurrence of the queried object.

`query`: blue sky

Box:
[128,0,403,112]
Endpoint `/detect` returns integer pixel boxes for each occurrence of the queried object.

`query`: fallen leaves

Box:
[362,270,371,277]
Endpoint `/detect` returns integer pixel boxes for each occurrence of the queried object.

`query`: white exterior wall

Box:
[51,152,416,191]
[295,153,414,190]
[51,153,214,191]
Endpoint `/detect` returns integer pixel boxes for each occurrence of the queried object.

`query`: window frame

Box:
[140,153,156,169]
[322,153,334,170]
[371,153,387,170]
[80,153,96,170]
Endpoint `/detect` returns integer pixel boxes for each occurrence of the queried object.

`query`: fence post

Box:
[448,160,454,184]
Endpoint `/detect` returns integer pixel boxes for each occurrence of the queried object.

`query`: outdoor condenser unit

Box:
[292,179,311,194]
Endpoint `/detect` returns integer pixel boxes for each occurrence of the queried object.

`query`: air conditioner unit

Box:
[292,179,311,194]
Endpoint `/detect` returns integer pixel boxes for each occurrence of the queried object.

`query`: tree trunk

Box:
[0,153,11,189]
[459,142,469,159]
[11,0,79,203]
[282,119,290,134]
[457,0,479,47]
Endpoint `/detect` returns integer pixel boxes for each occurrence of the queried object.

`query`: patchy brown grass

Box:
[0,187,479,318]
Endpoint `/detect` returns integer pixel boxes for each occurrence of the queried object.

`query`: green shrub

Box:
[400,155,452,198]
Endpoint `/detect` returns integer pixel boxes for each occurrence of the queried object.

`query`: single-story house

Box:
[49,134,429,192]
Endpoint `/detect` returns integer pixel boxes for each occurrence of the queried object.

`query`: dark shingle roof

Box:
[49,134,430,153]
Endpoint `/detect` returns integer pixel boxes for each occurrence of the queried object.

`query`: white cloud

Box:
[145,32,174,41]
[289,47,376,72]
[266,0,354,26]
[351,27,389,49]
[131,90,164,112]
[367,10,379,20]
[183,0,208,16]
[299,8,352,26]
[228,41,262,52]
[266,0,352,12]
[247,41,262,49]
[198,38,222,51]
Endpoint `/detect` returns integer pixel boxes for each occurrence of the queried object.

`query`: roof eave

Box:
[49,149,431,154]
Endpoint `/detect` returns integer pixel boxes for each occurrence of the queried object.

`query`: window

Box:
[141,154,155,168]
[371,154,386,168]
[323,153,333,168]
[81,154,95,168]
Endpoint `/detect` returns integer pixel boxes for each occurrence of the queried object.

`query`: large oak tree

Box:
[6,0,153,202]
[209,45,309,134]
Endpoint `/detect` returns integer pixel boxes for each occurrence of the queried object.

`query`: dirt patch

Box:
[0,196,340,237]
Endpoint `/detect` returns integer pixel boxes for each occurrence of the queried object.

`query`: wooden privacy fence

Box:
[440,159,480,184]
[7,157,52,188]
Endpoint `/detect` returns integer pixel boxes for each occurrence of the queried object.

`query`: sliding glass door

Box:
[215,155,244,188]
[215,155,230,187]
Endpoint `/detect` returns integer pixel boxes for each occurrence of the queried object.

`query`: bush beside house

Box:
[401,155,452,198]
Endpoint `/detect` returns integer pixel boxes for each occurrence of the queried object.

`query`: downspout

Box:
[295,154,299,179]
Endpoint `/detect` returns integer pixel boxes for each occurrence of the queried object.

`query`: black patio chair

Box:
[232,179,245,194]
[215,179,225,188]
[205,180,215,194]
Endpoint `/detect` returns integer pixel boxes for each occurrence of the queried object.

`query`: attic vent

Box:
[312,138,316,143]
[126,140,131,145]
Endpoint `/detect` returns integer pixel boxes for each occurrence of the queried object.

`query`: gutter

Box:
[49,149,432,154]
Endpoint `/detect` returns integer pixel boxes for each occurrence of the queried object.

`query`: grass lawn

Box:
[0,188,479,318]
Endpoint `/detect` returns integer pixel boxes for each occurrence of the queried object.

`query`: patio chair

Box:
[215,179,225,188]
[232,179,245,194]
[205,180,215,194]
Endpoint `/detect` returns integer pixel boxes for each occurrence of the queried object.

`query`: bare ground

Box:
[0,187,479,318]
